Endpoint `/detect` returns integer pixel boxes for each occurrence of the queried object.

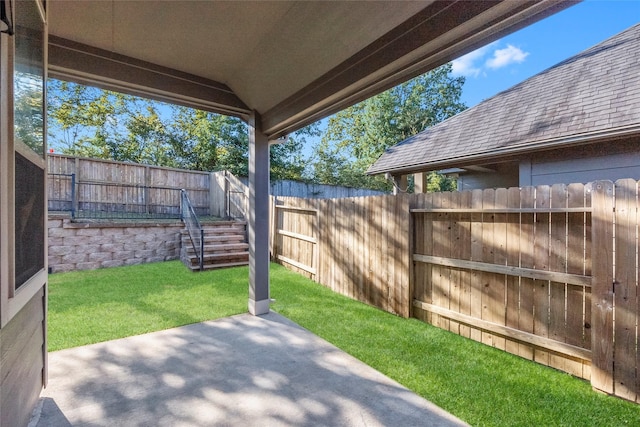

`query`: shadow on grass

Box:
[48,261,640,426]
[269,264,640,427]
[48,261,249,350]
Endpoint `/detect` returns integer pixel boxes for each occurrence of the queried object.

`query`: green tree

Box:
[311,63,465,191]
[14,73,45,153]
[47,79,310,179]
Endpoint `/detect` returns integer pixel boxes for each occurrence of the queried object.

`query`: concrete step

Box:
[181,227,246,236]
[184,243,249,254]
[200,220,246,227]
[187,251,249,265]
[181,220,248,271]
[187,260,249,271]
[182,234,245,244]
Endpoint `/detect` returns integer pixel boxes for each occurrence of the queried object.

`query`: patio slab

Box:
[32,312,468,426]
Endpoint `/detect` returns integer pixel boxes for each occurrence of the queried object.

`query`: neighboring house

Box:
[368,23,640,191]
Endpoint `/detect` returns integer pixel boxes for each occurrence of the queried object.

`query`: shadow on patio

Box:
[32,312,466,426]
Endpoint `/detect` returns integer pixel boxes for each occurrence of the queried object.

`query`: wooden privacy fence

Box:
[48,157,385,220]
[210,171,249,219]
[48,154,211,217]
[272,195,410,316]
[271,180,640,403]
[411,183,592,381]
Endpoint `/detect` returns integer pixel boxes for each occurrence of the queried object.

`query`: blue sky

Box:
[304,1,640,157]
[454,0,640,108]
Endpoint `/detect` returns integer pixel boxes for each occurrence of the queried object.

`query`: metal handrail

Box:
[180,189,204,270]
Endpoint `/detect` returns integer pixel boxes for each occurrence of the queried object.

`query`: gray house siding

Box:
[451,138,640,190]
[529,150,640,187]
[456,162,519,191]
[0,290,46,427]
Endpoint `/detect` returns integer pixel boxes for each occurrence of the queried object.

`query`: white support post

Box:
[248,112,270,315]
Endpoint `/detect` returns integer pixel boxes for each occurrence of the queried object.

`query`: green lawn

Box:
[48,261,248,350]
[49,261,640,426]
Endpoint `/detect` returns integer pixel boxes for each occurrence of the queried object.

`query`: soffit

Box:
[47,0,575,138]
[48,1,426,109]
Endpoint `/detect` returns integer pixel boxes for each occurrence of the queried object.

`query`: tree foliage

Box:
[311,63,466,191]
[47,80,308,180]
[49,62,465,192]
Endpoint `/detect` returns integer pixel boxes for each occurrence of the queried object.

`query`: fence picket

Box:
[549,184,568,373]
[449,191,462,334]
[613,179,638,401]
[270,182,640,402]
[481,189,496,347]
[591,180,615,394]
[470,189,484,342]
[566,183,589,378]
[519,186,536,360]
[458,191,473,339]
[492,188,508,350]
[431,193,446,329]
[533,186,551,366]
[506,187,521,355]
[412,194,427,322]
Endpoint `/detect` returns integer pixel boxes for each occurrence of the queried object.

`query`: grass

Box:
[49,261,640,426]
[48,261,247,350]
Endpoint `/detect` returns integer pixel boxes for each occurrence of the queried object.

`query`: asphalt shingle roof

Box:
[368,23,640,175]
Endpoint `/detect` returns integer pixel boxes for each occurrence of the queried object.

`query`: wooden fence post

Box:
[591,180,614,394]
[209,172,215,217]
[271,196,279,261]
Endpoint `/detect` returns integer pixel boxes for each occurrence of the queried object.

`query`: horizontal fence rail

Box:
[411,184,593,381]
[74,181,185,219]
[48,154,211,219]
[270,180,640,404]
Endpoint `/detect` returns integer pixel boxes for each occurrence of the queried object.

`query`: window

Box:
[1,0,46,326]
[14,152,45,289]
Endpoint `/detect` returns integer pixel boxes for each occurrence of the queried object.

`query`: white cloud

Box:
[451,44,493,77]
[485,44,529,69]
[451,42,529,78]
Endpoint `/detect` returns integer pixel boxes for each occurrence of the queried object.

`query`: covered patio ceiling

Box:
[47,0,574,139]
[47,0,576,316]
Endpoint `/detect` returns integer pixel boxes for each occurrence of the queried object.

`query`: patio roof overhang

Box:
[48,0,575,139]
[47,0,576,315]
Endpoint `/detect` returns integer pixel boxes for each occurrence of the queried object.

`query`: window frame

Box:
[0,0,47,328]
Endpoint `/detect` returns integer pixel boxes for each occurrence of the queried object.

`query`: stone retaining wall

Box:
[48,215,183,273]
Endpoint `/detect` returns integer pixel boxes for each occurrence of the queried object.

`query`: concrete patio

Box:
[31,312,467,426]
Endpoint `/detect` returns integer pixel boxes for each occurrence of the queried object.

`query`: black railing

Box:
[47,173,201,220]
[180,189,204,271]
[48,173,76,217]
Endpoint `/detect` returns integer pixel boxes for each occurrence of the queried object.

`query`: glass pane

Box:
[15,153,45,289]
[14,0,45,156]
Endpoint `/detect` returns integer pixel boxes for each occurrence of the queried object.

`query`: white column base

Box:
[248,298,270,316]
